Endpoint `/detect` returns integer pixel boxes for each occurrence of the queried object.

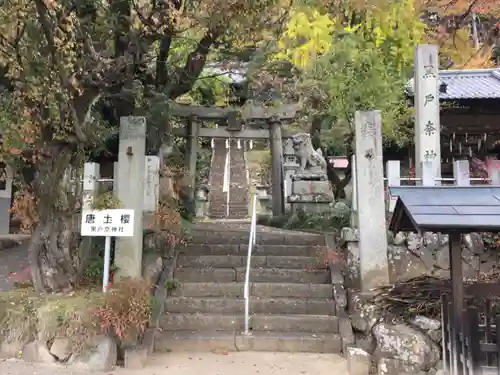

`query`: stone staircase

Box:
[208,139,249,219]
[155,226,344,353]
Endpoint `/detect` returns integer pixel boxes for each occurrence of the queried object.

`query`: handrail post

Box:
[244,194,258,335]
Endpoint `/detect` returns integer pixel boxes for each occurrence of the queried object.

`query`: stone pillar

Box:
[255,184,271,216]
[185,116,199,190]
[414,44,441,185]
[115,116,146,279]
[195,186,209,218]
[269,120,284,216]
[453,159,470,186]
[490,165,500,185]
[354,110,389,290]
[83,162,100,210]
[143,156,160,212]
[282,138,299,211]
[0,165,13,234]
[341,227,360,289]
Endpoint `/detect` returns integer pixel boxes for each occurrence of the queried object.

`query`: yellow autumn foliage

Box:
[276,0,426,71]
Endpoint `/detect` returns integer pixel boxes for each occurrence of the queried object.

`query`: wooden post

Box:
[185,116,199,190]
[414,44,441,185]
[453,160,470,186]
[0,165,12,234]
[115,116,146,279]
[386,160,401,213]
[354,110,389,291]
[143,156,160,212]
[270,120,284,216]
[350,155,358,227]
[83,163,100,210]
[448,231,464,375]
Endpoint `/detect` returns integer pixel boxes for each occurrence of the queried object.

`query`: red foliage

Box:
[92,278,152,339]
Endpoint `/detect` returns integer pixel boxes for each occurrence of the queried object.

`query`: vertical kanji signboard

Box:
[414,44,441,184]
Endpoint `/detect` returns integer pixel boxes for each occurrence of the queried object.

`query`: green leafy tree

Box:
[299,33,413,197]
[271,0,424,197]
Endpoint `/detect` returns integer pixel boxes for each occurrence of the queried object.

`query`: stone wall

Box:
[387,231,496,282]
[345,290,443,375]
[341,228,498,287]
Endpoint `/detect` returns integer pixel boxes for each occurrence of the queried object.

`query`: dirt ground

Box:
[0,352,348,375]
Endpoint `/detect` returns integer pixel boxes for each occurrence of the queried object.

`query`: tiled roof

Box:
[407,69,500,99]
[206,64,500,100]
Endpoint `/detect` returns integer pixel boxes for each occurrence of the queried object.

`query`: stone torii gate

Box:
[170,102,299,216]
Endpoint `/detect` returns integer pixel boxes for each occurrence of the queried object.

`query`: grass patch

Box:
[0,278,152,354]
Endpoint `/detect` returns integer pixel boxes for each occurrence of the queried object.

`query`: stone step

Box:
[209,203,248,208]
[180,244,323,256]
[171,282,333,299]
[210,210,249,213]
[209,214,249,219]
[161,313,338,332]
[165,297,334,315]
[154,331,342,353]
[174,267,329,284]
[177,255,323,269]
[187,233,325,246]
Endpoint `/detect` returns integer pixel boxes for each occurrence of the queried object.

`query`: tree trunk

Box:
[27,147,87,294]
[29,212,80,294]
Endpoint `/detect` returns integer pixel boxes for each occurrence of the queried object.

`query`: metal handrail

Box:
[243,194,258,335]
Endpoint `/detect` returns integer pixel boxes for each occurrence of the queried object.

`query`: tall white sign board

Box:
[81,209,135,292]
[414,44,441,184]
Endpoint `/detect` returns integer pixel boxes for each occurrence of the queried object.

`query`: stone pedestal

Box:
[288,173,334,214]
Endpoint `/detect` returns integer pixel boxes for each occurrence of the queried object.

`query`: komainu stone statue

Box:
[291,133,327,174]
[287,133,333,213]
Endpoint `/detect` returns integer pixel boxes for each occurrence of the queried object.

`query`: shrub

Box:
[0,278,153,354]
[81,256,118,286]
[92,278,152,340]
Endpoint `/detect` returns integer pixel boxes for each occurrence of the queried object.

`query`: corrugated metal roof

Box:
[388,186,500,233]
[407,69,500,99]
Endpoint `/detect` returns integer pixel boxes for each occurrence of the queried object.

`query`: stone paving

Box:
[0,352,348,375]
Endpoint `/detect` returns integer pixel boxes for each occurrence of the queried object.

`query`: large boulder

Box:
[72,335,117,371]
[410,315,442,344]
[373,323,440,371]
